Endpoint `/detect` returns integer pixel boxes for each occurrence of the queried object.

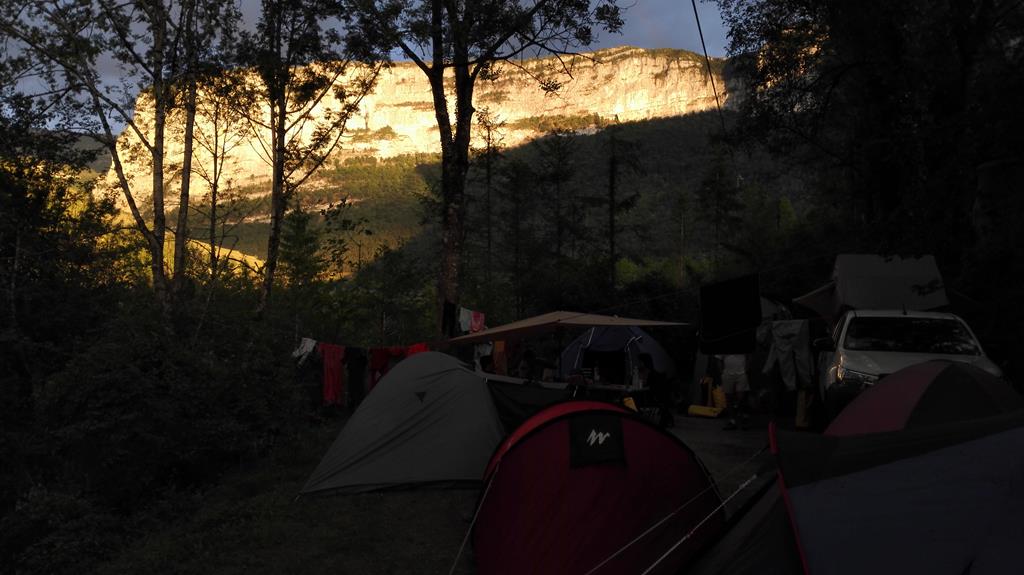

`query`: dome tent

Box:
[688,360,1024,575]
[557,326,677,383]
[301,352,505,494]
[473,401,725,575]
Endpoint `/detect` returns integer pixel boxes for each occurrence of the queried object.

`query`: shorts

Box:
[721,373,750,394]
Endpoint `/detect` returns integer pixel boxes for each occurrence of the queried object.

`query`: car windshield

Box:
[843,317,981,355]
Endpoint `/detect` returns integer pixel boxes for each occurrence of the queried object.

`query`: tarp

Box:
[474,401,726,575]
[448,310,687,345]
[794,254,949,321]
[557,326,677,380]
[301,352,505,494]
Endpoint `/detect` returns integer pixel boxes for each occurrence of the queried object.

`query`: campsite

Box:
[3,0,1024,573]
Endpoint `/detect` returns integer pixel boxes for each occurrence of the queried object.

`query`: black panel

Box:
[569,413,626,468]
[486,380,572,433]
[700,274,761,354]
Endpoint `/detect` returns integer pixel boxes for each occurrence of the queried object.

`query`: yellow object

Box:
[622,396,638,412]
[712,387,728,409]
[795,389,813,429]
[687,405,724,418]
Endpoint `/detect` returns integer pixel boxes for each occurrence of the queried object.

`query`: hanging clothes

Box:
[319,343,346,406]
[442,301,458,338]
[407,342,430,356]
[492,340,508,375]
[346,347,368,408]
[292,337,318,365]
[470,311,486,333]
[369,348,391,392]
[761,320,813,391]
[369,347,407,392]
[459,307,474,334]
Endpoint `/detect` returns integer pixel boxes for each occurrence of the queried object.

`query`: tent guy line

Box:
[640,473,762,575]
[447,459,503,575]
[582,445,769,575]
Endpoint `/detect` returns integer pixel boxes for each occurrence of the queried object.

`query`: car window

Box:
[843,317,981,355]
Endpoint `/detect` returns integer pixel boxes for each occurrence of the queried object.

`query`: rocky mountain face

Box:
[103,46,731,201]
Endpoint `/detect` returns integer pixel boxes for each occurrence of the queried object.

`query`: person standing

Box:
[716,353,750,430]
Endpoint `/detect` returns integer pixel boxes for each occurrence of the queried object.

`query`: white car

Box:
[815,309,1003,419]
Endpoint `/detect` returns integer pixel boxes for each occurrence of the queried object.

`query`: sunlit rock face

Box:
[103,46,729,203]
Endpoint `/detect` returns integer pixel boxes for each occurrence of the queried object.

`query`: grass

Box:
[97,417,480,575]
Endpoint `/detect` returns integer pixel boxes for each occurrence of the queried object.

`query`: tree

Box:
[345,0,624,332]
[321,195,373,276]
[0,55,127,533]
[279,204,326,289]
[237,0,382,315]
[190,68,251,280]
[715,0,1024,262]
[533,128,580,295]
[470,108,506,309]
[602,121,642,288]
[0,0,234,316]
[496,158,538,318]
[696,150,743,267]
[168,0,241,294]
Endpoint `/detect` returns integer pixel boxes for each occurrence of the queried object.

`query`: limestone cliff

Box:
[104,46,730,202]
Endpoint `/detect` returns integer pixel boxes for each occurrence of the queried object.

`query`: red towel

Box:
[470,311,485,333]
[407,342,430,356]
[369,348,390,392]
[319,343,346,406]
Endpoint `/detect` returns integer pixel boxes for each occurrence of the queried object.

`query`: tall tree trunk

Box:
[608,134,618,289]
[207,105,225,280]
[484,136,493,311]
[173,0,198,296]
[259,94,288,315]
[174,80,198,294]
[209,176,219,279]
[431,0,476,336]
[151,5,170,314]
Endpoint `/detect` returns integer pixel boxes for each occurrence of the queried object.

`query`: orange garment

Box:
[492,340,508,375]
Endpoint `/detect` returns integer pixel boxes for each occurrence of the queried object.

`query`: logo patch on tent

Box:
[415,391,427,403]
[570,414,625,468]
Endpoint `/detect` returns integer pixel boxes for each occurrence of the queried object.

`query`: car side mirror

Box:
[813,337,835,352]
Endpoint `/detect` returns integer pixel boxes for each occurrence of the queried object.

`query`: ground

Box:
[98,414,774,574]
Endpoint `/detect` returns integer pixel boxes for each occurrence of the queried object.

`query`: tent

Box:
[690,360,1024,575]
[557,325,677,382]
[448,310,687,345]
[473,401,726,575]
[794,254,949,322]
[301,352,506,494]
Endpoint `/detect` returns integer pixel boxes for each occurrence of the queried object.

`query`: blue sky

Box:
[592,0,729,57]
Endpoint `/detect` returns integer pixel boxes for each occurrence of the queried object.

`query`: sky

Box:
[15,0,730,132]
[234,0,730,58]
[590,0,729,57]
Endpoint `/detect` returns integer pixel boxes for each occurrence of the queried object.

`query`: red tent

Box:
[687,360,1024,575]
[771,360,1024,575]
[473,401,725,575]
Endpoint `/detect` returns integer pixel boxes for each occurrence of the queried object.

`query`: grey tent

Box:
[557,326,677,381]
[301,352,505,495]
